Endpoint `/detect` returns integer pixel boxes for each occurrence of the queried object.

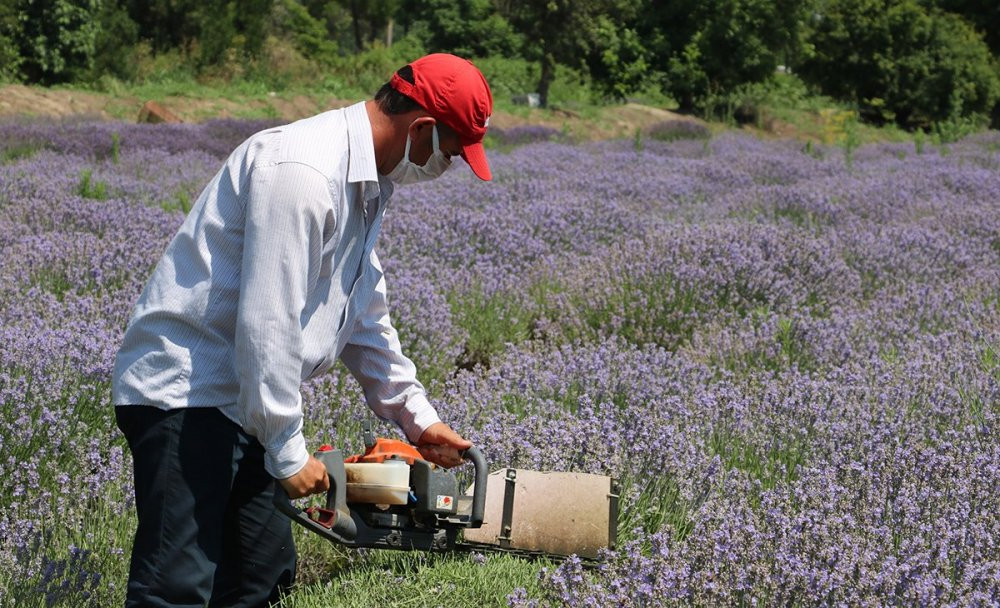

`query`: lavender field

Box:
[1,118,999,607]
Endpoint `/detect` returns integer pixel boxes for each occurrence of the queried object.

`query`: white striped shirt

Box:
[112,101,441,479]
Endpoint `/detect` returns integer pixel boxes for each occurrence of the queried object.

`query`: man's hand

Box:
[279,455,330,499]
[417,422,472,468]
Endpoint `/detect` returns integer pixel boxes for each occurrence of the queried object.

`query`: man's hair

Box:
[375,66,422,115]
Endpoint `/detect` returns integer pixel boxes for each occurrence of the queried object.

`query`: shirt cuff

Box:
[396,392,442,444]
[265,431,310,479]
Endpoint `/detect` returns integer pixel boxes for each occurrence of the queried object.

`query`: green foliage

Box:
[647,120,712,142]
[475,55,593,109]
[2,0,998,134]
[271,0,337,64]
[323,35,427,97]
[404,0,521,58]
[0,0,21,81]
[617,473,697,543]
[796,0,1000,128]
[191,0,273,69]
[842,113,861,169]
[448,285,536,371]
[86,0,138,81]
[501,0,648,107]
[15,0,102,84]
[644,0,809,112]
[927,0,1000,56]
[126,0,198,52]
[1,142,43,163]
[77,169,109,200]
[110,131,120,164]
[285,550,546,608]
[585,14,652,100]
[708,426,810,508]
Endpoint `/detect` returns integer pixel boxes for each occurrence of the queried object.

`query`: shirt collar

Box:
[345,101,379,186]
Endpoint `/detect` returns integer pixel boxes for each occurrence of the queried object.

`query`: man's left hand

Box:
[417,422,472,468]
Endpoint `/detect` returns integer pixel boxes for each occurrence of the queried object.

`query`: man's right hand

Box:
[279,455,330,499]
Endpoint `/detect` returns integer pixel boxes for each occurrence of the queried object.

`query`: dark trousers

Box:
[115,406,296,608]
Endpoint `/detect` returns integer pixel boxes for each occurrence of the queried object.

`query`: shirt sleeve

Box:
[340,250,442,444]
[236,162,334,479]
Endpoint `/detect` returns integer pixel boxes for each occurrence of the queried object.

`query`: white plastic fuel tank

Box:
[344,458,410,505]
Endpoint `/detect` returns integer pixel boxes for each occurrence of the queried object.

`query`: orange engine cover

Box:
[345,437,423,465]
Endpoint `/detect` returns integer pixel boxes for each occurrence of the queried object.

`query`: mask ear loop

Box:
[402,128,413,164]
[430,124,452,168]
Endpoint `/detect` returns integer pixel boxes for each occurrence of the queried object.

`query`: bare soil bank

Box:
[0,83,702,141]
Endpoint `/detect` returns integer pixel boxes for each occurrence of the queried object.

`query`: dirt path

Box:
[0,84,702,140]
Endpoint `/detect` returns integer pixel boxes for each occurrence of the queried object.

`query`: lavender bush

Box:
[647,120,712,142]
[1,116,997,606]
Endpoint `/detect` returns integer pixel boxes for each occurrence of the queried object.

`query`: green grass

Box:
[279,549,547,608]
[617,473,699,545]
[708,428,810,510]
[447,280,559,371]
[0,373,134,607]
[2,493,135,607]
[1,142,45,164]
[159,191,193,214]
[77,169,109,200]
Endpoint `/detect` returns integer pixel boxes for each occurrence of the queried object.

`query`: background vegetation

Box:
[0,0,1000,131]
[0,0,998,131]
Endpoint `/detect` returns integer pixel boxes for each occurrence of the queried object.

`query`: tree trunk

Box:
[350,0,363,52]
[386,17,394,47]
[538,51,555,108]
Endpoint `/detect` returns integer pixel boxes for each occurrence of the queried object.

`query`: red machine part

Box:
[345,437,423,465]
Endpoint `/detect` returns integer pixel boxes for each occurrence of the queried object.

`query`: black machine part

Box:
[274,446,488,551]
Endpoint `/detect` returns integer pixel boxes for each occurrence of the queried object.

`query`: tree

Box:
[191,0,273,68]
[0,0,21,80]
[328,0,402,53]
[796,0,1000,127]
[88,0,138,80]
[273,0,337,64]
[401,0,520,59]
[15,0,101,84]
[126,0,201,53]
[924,0,1000,55]
[500,0,648,107]
[642,0,809,112]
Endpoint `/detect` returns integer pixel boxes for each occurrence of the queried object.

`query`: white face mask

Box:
[387,123,452,185]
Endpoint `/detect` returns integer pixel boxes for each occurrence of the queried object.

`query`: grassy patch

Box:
[772,204,824,231]
[0,374,133,606]
[573,275,701,351]
[30,265,77,302]
[159,191,193,214]
[712,314,817,375]
[708,428,810,509]
[617,473,699,545]
[77,169,109,200]
[448,287,537,371]
[1,142,45,164]
[281,550,546,608]
[1,492,135,607]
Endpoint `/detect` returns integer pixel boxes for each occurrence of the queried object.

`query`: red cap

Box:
[390,54,493,181]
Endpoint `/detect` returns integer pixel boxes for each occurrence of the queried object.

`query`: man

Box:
[111,53,493,607]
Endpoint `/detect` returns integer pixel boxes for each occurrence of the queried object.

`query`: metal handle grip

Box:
[462,446,487,528]
[272,448,357,545]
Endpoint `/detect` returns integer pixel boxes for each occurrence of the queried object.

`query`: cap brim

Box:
[461,142,492,181]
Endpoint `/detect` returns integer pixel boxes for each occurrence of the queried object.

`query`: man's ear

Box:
[408,116,437,139]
